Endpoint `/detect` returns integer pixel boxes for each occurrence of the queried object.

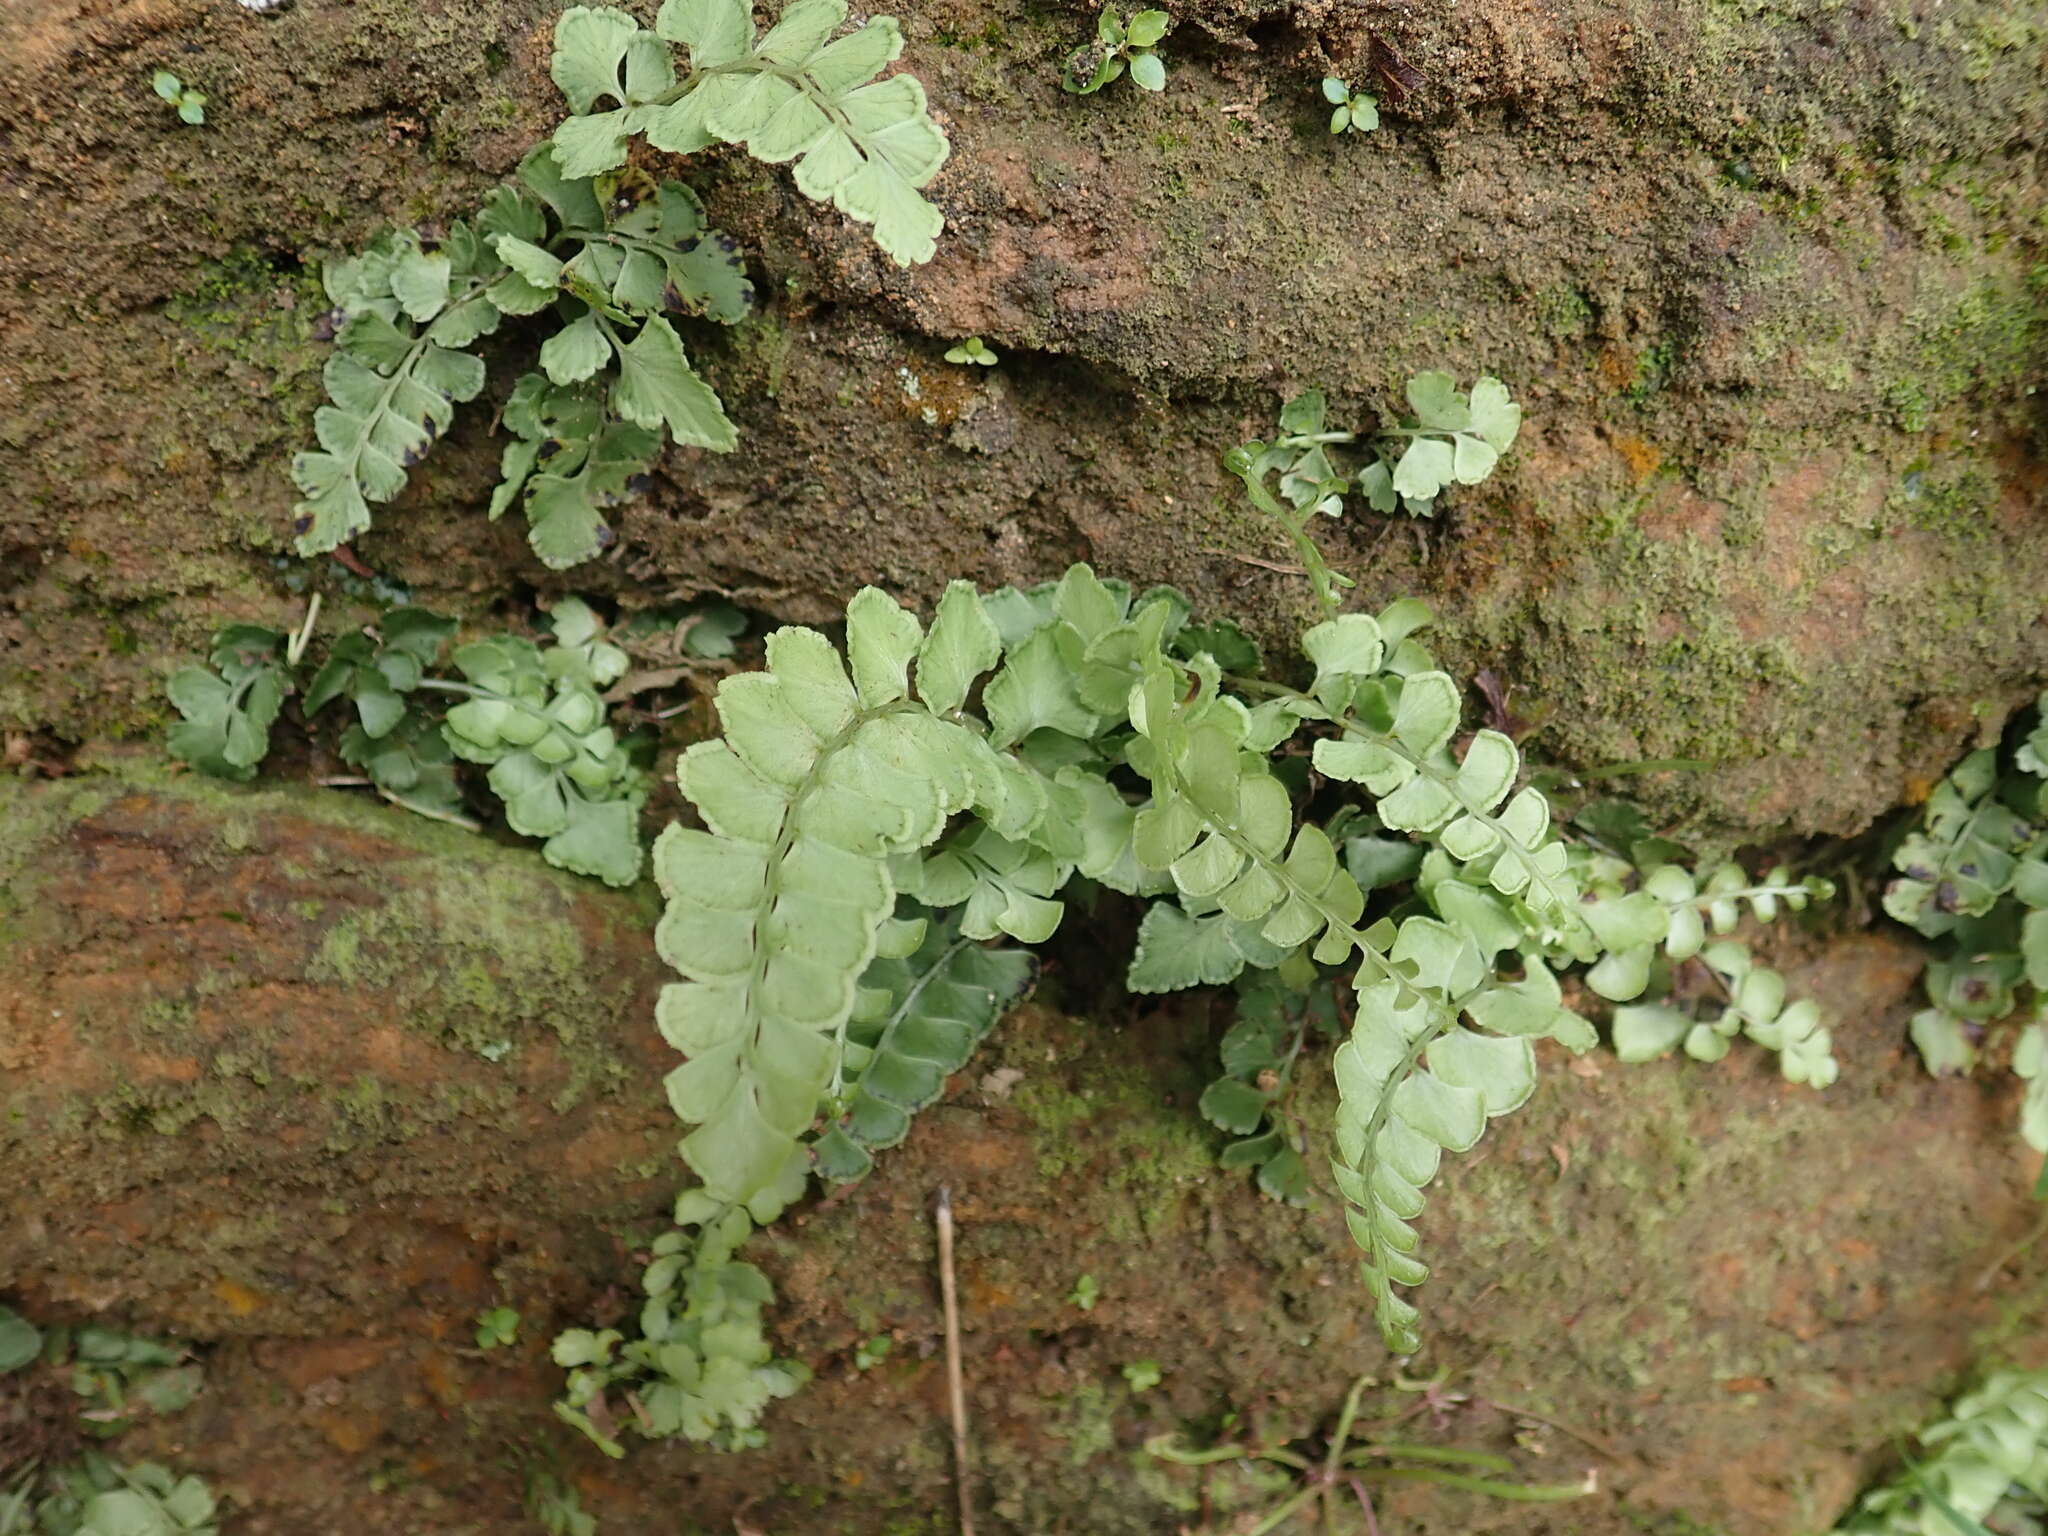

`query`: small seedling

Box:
[1069,1274,1101,1311]
[475,1307,521,1351]
[944,336,999,366]
[151,71,207,125]
[853,1336,893,1371]
[1122,1359,1163,1392]
[1063,9,1171,95]
[1322,76,1380,134]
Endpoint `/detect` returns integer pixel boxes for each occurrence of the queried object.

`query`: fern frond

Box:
[165,624,291,781]
[1118,631,1591,1350]
[1834,1369,2048,1534]
[292,232,494,554]
[1301,612,1584,941]
[554,1197,809,1454]
[654,584,1004,1205]
[1886,749,2040,938]
[435,633,648,887]
[811,909,1035,1183]
[491,374,662,569]
[549,0,952,266]
[1333,966,1543,1353]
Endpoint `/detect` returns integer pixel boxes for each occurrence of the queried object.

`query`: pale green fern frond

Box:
[1887,699,2048,1159]
[553,1195,809,1455]
[549,0,952,266]
[294,149,747,562]
[1835,1369,2048,1535]
[654,584,1006,1204]
[292,230,497,552]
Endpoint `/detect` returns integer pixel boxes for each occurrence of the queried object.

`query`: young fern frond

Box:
[292,231,498,552]
[550,0,951,266]
[1885,748,2039,938]
[165,625,292,780]
[168,600,648,882]
[553,1194,809,1455]
[1885,698,2048,1156]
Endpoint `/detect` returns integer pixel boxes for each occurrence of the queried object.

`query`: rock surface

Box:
[3,774,2046,1533]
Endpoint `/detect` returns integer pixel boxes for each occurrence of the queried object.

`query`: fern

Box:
[1833,1369,2048,1535]
[294,150,749,564]
[167,598,648,884]
[641,562,1836,1364]
[1887,699,2048,1155]
[164,624,292,780]
[1225,378,1524,613]
[553,1193,809,1455]
[22,1455,219,1536]
[291,230,497,553]
[652,583,1003,1202]
[1199,975,1344,1204]
[549,0,951,266]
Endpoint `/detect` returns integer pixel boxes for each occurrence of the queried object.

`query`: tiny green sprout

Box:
[1069,1274,1101,1311]
[474,1307,521,1351]
[1322,76,1379,135]
[151,70,208,126]
[1122,1359,1163,1392]
[944,336,999,366]
[1063,9,1171,95]
[853,1336,893,1370]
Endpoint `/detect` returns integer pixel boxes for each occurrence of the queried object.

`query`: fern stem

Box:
[1346,1442,1514,1471]
[1349,1465,1593,1501]
[1669,880,1812,913]
[1243,1485,1319,1536]
[648,59,882,180]
[1321,1373,1374,1487]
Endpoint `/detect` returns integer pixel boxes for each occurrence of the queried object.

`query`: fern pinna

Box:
[614,560,1835,1438]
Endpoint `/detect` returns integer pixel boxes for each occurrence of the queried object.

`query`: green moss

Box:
[1889,455,1999,535]
[1011,1058,1214,1243]
[307,881,629,1105]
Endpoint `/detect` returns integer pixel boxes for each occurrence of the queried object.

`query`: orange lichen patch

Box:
[870,356,982,429]
[1596,342,1638,392]
[417,1351,465,1409]
[213,1278,267,1318]
[965,1277,1016,1312]
[1612,433,1664,483]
